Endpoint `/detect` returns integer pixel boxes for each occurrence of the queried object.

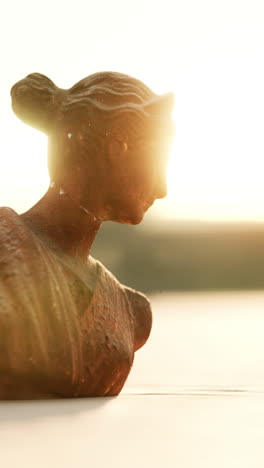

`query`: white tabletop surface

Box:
[1,292,264,468]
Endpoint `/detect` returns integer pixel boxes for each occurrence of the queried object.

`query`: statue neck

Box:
[20,183,103,261]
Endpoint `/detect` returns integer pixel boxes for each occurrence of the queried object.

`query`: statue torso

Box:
[0,208,135,398]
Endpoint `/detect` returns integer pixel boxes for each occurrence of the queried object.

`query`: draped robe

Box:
[0,207,151,399]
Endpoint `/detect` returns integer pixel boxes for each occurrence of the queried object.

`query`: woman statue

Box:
[0,72,174,398]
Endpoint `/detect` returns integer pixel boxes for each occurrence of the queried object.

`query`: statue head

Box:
[11,72,174,224]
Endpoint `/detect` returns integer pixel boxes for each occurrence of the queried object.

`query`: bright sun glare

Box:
[2,99,264,223]
[0,116,49,213]
[1,52,264,222]
[0,0,263,222]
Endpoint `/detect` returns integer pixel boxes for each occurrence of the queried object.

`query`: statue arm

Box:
[124,286,152,351]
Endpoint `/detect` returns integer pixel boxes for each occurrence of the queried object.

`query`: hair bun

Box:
[11,73,60,134]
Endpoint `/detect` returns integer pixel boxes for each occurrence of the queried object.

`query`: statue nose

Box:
[155,175,167,199]
[156,185,167,199]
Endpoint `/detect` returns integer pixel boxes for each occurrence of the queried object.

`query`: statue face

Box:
[49,97,174,225]
[84,131,172,224]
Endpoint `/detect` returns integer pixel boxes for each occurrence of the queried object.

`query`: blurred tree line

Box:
[91,219,264,293]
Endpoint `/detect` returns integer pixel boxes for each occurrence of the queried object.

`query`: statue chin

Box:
[106,197,155,225]
[107,208,145,225]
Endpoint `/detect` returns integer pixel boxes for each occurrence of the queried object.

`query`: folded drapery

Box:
[0,207,151,398]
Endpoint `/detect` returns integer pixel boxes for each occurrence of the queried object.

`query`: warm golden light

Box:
[0,0,263,223]
[0,116,49,214]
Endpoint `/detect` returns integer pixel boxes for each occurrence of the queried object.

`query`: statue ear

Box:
[142,92,174,116]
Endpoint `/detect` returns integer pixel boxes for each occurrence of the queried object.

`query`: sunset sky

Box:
[0,0,263,221]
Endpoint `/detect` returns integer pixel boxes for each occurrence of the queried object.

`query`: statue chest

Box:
[61,265,135,396]
[0,209,135,396]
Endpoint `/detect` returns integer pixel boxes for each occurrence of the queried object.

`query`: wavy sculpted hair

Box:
[11,72,174,180]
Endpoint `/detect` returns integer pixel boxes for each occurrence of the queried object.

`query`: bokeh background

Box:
[1,0,264,294]
[2,7,264,464]
[91,219,264,293]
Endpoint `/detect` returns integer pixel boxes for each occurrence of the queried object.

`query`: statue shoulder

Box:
[0,206,19,222]
[0,207,24,245]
